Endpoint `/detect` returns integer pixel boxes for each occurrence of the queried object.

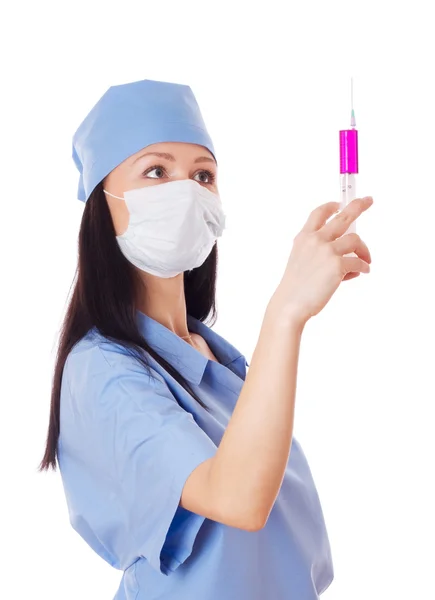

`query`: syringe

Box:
[339,77,359,235]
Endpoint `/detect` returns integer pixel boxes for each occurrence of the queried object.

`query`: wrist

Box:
[265,290,307,335]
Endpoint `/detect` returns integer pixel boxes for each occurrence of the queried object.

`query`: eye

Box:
[142,165,166,179]
[194,169,216,185]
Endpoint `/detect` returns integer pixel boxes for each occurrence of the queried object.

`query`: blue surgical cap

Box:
[72,79,216,202]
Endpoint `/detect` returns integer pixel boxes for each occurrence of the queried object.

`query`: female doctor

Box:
[39,78,373,600]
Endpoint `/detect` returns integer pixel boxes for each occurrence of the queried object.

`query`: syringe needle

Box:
[350,77,356,128]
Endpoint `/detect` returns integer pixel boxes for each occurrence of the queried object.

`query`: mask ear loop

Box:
[103,190,125,200]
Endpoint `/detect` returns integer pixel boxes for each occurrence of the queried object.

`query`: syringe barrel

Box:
[340,172,357,234]
[339,128,359,236]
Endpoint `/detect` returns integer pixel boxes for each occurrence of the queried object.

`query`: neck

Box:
[136,271,190,338]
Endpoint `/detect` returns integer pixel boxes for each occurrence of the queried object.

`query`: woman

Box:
[39,78,373,599]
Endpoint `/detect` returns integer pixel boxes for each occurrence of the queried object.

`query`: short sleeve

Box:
[58,343,217,575]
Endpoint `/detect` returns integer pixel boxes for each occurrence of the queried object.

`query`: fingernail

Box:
[363,196,373,201]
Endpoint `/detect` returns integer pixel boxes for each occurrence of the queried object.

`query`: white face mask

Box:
[103,179,226,278]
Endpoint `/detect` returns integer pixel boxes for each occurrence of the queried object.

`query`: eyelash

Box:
[142,164,216,184]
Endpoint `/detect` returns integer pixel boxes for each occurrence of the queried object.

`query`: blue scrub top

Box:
[58,310,334,599]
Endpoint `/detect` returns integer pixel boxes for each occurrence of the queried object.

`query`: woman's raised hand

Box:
[272,196,374,325]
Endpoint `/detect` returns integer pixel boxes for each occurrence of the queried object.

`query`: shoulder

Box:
[63,328,167,400]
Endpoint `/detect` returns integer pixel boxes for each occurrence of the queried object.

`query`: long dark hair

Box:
[38,180,217,472]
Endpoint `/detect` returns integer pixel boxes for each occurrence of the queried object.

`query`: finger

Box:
[332,233,372,264]
[320,196,373,241]
[342,256,371,275]
[300,202,340,233]
[343,271,360,281]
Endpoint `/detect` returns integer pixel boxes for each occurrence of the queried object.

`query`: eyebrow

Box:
[131,151,215,165]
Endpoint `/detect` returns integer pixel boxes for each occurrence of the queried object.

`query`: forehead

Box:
[129,141,215,162]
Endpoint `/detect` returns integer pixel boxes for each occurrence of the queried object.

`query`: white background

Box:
[1,0,434,598]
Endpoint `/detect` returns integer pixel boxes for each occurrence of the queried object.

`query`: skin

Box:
[103,141,219,361]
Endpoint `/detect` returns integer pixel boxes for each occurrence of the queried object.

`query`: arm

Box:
[181,197,373,530]
[181,300,303,530]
